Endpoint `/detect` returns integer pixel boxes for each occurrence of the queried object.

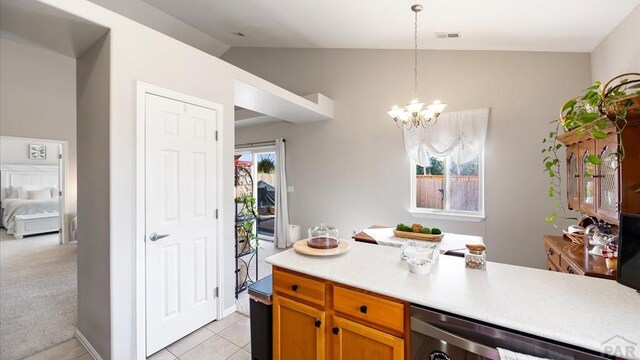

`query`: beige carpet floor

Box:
[0,230,77,360]
[236,240,284,316]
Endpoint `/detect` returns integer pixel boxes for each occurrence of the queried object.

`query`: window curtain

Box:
[403,108,490,166]
[274,138,291,248]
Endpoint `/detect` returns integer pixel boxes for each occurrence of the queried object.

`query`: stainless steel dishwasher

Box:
[410,304,610,360]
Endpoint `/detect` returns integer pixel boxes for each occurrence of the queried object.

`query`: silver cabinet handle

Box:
[149,232,169,241]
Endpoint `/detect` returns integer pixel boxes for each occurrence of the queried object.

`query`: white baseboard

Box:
[222,305,237,318]
[76,329,103,360]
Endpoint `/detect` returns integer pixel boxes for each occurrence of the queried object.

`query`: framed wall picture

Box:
[29,144,47,160]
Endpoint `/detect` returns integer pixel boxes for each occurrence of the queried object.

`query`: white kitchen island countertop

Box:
[266,240,640,358]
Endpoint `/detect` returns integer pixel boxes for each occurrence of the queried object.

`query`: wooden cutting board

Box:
[393,230,444,242]
[293,239,350,256]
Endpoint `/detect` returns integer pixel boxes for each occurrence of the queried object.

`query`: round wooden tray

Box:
[293,239,350,256]
[393,230,444,242]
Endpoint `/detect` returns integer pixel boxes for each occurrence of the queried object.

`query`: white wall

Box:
[0,38,77,241]
[77,32,111,360]
[34,1,240,358]
[591,3,640,82]
[225,48,592,269]
[0,139,60,165]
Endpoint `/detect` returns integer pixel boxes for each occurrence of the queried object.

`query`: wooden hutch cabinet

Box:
[556,118,640,225]
[545,114,640,279]
[272,267,407,360]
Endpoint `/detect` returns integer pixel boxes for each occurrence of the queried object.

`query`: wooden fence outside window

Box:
[416,175,479,211]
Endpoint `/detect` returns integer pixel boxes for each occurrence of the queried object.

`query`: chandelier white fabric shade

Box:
[403,108,490,166]
[388,4,447,129]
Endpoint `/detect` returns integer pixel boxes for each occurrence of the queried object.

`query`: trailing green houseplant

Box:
[542,73,640,224]
[235,194,257,217]
[235,194,260,249]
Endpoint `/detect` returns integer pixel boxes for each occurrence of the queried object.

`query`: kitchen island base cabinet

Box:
[272,267,407,360]
[332,316,404,360]
[273,295,325,360]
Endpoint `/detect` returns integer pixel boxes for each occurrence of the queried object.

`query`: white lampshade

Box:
[387,106,404,119]
[427,100,447,114]
[405,99,425,114]
[398,111,411,122]
[419,109,434,119]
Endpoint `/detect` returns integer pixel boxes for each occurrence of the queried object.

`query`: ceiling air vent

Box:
[435,32,460,39]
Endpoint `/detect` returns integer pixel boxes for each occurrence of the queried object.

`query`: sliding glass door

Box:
[255,151,276,240]
[235,149,277,241]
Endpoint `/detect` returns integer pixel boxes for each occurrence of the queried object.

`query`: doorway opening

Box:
[233,147,284,315]
[0,136,68,244]
[255,151,277,241]
[235,150,278,242]
[1,0,109,358]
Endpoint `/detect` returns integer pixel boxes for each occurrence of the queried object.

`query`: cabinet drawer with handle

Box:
[333,285,405,333]
[544,239,561,268]
[273,268,326,307]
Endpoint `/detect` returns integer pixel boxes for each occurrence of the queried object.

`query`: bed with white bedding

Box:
[1,165,61,238]
[2,197,59,235]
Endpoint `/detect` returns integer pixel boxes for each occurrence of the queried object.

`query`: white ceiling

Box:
[141,0,639,52]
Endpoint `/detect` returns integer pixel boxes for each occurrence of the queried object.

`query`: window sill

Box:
[409,209,485,222]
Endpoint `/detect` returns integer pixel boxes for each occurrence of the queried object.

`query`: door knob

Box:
[150,232,169,241]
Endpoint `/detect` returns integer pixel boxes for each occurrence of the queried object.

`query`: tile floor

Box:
[25,312,252,360]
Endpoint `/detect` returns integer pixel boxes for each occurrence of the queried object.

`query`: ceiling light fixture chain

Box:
[388,4,447,130]
[414,4,419,98]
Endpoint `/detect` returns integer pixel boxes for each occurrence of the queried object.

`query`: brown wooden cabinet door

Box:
[594,136,620,222]
[331,315,404,360]
[566,144,580,210]
[579,141,596,214]
[273,295,325,360]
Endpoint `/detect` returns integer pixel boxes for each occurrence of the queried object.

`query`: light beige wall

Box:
[0,38,77,238]
[225,48,592,269]
[86,0,229,56]
[76,33,111,360]
[591,4,640,82]
[108,17,236,360]
[36,0,238,357]
[0,139,60,165]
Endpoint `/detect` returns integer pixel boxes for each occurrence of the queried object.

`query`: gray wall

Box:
[225,48,592,268]
[86,0,229,57]
[76,33,111,360]
[0,139,60,165]
[0,38,77,238]
[591,4,640,82]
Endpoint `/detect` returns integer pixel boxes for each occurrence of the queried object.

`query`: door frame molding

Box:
[135,81,224,359]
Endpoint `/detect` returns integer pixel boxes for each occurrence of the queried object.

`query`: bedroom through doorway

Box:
[0,136,76,360]
[0,136,68,243]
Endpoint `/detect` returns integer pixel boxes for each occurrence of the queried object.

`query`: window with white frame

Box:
[405,108,489,219]
[411,152,483,217]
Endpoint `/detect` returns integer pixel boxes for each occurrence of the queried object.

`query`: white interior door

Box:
[145,93,218,355]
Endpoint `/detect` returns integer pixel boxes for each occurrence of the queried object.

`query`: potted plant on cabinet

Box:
[542,73,640,224]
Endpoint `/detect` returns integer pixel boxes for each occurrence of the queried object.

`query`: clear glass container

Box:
[465,244,486,270]
[307,223,339,249]
[400,240,440,275]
